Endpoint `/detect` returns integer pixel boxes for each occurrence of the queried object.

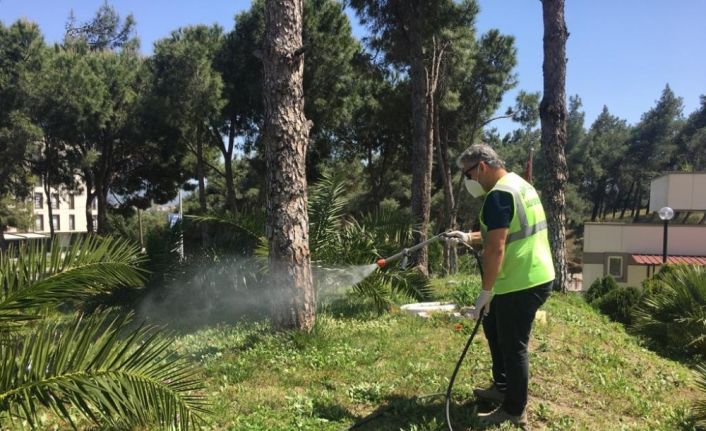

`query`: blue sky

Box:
[2,0,704,136]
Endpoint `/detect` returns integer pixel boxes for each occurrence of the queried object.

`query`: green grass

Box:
[166,274,700,431]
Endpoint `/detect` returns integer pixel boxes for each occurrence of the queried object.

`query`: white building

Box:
[4,181,98,240]
[582,172,706,289]
[30,185,97,234]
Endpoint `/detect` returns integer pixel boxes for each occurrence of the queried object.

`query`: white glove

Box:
[444,230,471,246]
[472,289,493,320]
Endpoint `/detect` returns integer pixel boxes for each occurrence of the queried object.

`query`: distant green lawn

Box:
[170,275,700,431]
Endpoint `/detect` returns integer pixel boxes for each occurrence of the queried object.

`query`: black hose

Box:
[340,242,484,431]
[445,244,484,431]
[445,314,483,431]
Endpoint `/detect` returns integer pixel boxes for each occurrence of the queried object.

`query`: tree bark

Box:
[95,141,114,235]
[263,0,315,332]
[85,172,94,233]
[95,181,110,235]
[409,27,432,275]
[601,197,609,220]
[437,114,456,274]
[44,179,55,237]
[410,30,448,275]
[223,119,238,214]
[195,129,209,246]
[539,0,569,292]
[0,212,10,251]
[620,180,635,219]
[590,191,602,222]
[632,185,642,222]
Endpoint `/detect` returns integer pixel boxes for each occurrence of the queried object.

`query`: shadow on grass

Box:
[312,399,358,422]
[186,329,270,362]
[338,395,499,431]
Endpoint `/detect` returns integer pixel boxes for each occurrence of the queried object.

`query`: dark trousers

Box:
[482,281,552,416]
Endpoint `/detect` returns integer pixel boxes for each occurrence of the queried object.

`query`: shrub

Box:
[641,264,686,298]
[695,363,706,427]
[585,276,619,304]
[451,278,481,307]
[593,286,642,325]
[632,265,706,356]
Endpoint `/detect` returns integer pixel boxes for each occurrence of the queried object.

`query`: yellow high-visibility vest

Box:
[479,172,555,294]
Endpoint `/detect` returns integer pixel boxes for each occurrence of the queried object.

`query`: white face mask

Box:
[463,163,487,198]
[464,178,486,198]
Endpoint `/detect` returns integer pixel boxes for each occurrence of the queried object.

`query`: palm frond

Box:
[351,276,392,312]
[309,171,349,261]
[632,265,706,355]
[0,311,209,430]
[359,206,415,248]
[384,269,434,301]
[695,362,706,426]
[0,237,145,328]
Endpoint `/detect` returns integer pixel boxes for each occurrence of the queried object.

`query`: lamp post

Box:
[658,206,674,264]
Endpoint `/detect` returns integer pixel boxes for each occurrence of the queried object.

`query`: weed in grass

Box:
[535,402,553,422]
[547,415,576,430]
[347,382,388,404]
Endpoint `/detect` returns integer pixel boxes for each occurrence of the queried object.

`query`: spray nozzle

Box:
[374,233,451,270]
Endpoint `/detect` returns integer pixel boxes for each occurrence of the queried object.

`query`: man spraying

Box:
[446,143,554,430]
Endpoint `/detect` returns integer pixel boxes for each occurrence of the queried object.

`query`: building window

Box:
[51,194,60,209]
[34,193,43,209]
[608,256,623,279]
[69,215,76,231]
[69,194,75,210]
[34,215,44,231]
[52,214,60,231]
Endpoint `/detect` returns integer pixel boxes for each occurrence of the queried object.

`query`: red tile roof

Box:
[631,254,706,265]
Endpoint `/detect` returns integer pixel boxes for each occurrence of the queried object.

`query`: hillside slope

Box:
[173,289,699,430]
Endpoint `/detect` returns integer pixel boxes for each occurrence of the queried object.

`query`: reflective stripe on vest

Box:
[489,183,548,245]
[478,172,555,294]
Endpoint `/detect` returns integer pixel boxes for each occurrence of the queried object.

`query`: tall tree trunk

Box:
[437,115,456,274]
[590,192,602,222]
[629,181,639,218]
[95,142,114,235]
[44,179,55,237]
[95,181,110,235]
[539,0,569,292]
[85,172,94,233]
[0,214,12,251]
[223,119,237,214]
[612,182,622,219]
[0,228,6,251]
[409,29,432,275]
[620,180,635,219]
[196,129,209,246]
[632,185,642,222]
[263,0,315,332]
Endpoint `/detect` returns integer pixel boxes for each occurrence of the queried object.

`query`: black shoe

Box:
[478,406,528,430]
[472,383,505,404]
